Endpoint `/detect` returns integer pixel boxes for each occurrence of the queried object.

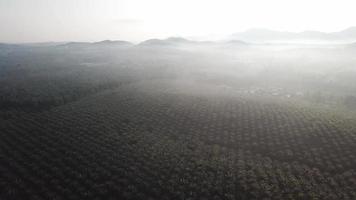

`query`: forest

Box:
[1,40,356,199]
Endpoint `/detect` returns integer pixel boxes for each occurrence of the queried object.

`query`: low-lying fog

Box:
[1,38,356,112]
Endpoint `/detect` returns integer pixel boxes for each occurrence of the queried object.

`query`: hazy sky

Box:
[1,0,356,43]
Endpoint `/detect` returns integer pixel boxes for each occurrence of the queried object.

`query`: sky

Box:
[0,0,356,43]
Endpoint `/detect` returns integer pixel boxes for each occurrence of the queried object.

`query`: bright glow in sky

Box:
[0,0,355,43]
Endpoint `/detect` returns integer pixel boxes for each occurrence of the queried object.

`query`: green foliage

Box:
[1,80,356,200]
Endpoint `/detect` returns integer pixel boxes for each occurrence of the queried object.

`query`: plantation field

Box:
[1,79,356,200]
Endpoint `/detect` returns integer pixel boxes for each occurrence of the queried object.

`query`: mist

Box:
[2,38,356,117]
[2,1,356,200]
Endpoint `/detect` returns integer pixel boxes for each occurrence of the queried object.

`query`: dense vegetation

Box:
[1,80,356,200]
[1,43,356,199]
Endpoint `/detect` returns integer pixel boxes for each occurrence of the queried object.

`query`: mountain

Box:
[58,42,92,48]
[93,40,133,46]
[165,37,192,43]
[333,27,356,39]
[138,39,172,46]
[348,42,356,48]
[223,40,249,45]
[0,43,27,52]
[138,37,195,46]
[230,27,356,43]
[57,40,132,49]
[137,37,249,48]
[20,42,67,47]
[0,43,26,48]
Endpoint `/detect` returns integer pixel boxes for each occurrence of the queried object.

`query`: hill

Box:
[230,27,356,43]
[58,40,133,49]
[138,37,194,46]
[93,40,133,46]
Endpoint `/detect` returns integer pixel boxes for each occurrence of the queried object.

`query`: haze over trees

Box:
[1,30,356,199]
[3,0,356,199]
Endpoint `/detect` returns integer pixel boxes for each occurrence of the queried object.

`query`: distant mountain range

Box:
[2,28,356,51]
[230,27,356,43]
[138,37,249,48]
[138,37,203,46]
[1,38,248,50]
[59,40,133,48]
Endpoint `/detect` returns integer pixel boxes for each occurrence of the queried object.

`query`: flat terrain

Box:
[1,79,356,200]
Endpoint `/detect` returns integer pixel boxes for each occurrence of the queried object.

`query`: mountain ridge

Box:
[230,27,356,42]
